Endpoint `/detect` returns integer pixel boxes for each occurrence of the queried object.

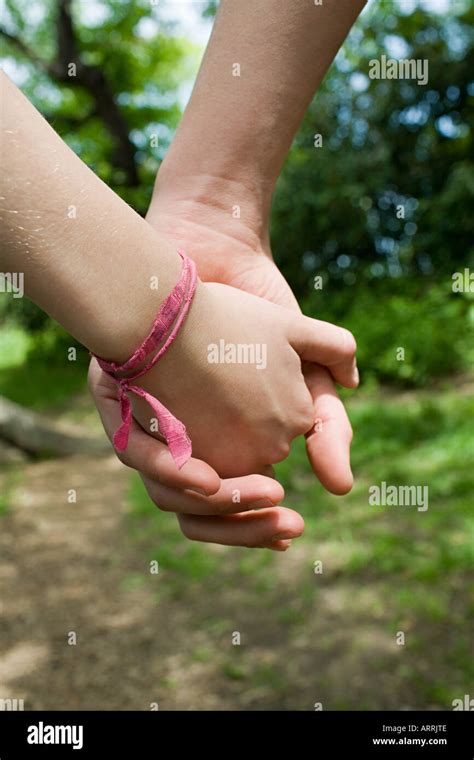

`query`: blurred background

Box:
[0,0,473,709]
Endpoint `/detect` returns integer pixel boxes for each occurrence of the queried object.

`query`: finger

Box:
[289,315,358,388]
[142,473,284,516]
[303,364,354,495]
[88,359,220,495]
[178,507,305,548]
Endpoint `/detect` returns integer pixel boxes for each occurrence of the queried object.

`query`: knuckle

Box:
[269,439,291,463]
[296,401,315,435]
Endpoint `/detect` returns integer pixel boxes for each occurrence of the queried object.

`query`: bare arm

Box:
[145,0,365,496]
[0,71,181,361]
[152,0,367,235]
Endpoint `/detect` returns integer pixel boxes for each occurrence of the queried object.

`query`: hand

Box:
[89,279,356,549]
[118,280,357,477]
[146,183,356,494]
[89,358,302,551]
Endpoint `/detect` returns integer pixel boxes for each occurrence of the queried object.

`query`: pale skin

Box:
[0,71,357,550]
[91,0,367,546]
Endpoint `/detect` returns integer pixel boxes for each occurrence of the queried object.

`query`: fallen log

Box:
[0,396,109,457]
[0,439,27,464]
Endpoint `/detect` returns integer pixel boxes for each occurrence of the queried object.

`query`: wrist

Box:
[89,240,183,364]
[57,221,183,364]
[150,162,272,254]
[130,278,210,404]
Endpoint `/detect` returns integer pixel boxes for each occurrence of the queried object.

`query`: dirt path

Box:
[1,453,279,710]
[0,451,457,710]
[0,454,150,709]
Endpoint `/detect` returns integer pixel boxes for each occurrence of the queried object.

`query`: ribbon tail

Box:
[113,388,133,452]
[131,386,192,469]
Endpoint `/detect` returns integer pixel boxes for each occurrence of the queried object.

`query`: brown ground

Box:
[0,449,459,711]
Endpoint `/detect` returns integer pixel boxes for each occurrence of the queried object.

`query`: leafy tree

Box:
[0,0,190,206]
[271,1,474,294]
[1,0,472,384]
[0,0,193,328]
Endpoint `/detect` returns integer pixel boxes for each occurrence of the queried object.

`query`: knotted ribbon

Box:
[92,250,197,469]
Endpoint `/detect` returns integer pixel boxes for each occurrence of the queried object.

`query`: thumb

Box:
[289,314,358,389]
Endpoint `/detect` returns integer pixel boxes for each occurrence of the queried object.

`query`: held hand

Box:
[89,359,304,551]
[146,195,357,494]
[124,280,357,478]
[89,278,355,549]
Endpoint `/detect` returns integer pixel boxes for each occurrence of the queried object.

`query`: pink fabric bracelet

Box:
[92,250,197,469]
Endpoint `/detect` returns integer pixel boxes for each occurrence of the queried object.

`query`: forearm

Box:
[0,72,181,361]
[153,0,366,230]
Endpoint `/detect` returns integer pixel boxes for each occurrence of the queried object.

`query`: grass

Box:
[292,391,474,577]
[126,382,474,708]
[0,491,10,517]
[128,386,474,582]
[0,468,23,516]
[0,323,88,410]
[1,323,472,708]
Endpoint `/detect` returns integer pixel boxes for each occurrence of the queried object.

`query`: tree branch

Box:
[54,0,139,185]
[0,27,60,78]
[0,396,109,457]
[1,0,139,186]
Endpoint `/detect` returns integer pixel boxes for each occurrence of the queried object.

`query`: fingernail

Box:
[251,498,275,509]
[354,367,359,384]
[271,533,293,542]
[270,540,292,551]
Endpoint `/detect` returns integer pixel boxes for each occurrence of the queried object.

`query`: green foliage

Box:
[302,279,473,386]
[272,1,474,290]
[1,0,187,208]
[1,1,472,381]
[1,0,191,330]
[128,475,220,586]
[126,384,474,706]
[0,320,88,408]
[0,469,22,514]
